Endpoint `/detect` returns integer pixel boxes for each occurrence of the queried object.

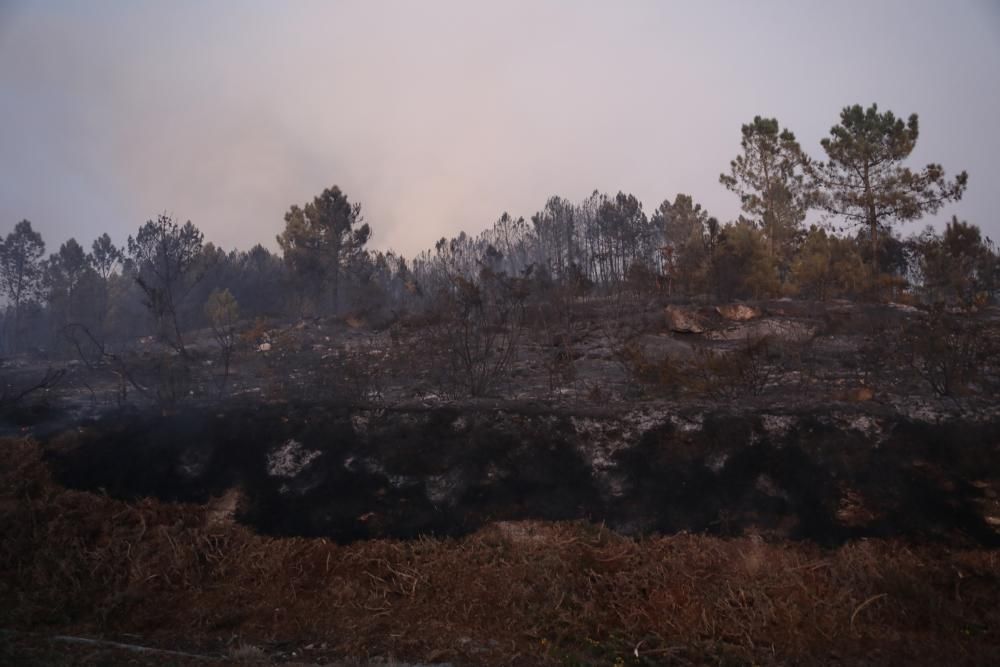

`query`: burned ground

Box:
[3,299,1000,664]
[3,436,1000,666]
[44,401,1000,548]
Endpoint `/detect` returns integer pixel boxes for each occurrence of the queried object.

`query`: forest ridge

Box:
[0,103,991,358]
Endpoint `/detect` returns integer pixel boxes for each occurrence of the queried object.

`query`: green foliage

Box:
[913,218,998,305]
[651,194,712,296]
[810,104,968,279]
[277,185,371,312]
[204,287,239,332]
[204,288,240,395]
[720,116,810,263]
[789,226,868,300]
[710,222,780,300]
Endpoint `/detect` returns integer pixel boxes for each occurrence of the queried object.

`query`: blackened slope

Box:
[45,402,1000,546]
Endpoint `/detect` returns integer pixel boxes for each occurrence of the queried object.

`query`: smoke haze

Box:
[2,0,998,255]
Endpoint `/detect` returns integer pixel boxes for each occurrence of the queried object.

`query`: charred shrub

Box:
[151,354,194,406]
[687,336,773,399]
[330,336,387,402]
[621,340,684,397]
[528,282,582,395]
[426,268,529,397]
[902,306,998,397]
[624,335,773,399]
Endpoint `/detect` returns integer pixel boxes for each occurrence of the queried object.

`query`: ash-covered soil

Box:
[45,400,1000,547]
[3,298,1000,664]
[5,297,999,417]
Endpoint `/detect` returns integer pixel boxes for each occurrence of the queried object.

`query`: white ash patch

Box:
[571,416,635,500]
[760,414,795,438]
[670,413,704,433]
[623,409,671,436]
[894,399,948,424]
[266,439,321,478]
[387,474,415,489]
[570,417,629,471]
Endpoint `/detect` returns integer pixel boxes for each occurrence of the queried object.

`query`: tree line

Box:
[0,103,995,357]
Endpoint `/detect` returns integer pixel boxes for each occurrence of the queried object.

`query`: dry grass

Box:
[2,436,999,665]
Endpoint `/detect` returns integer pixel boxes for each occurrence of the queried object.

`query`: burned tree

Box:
[127,214,205,356]
[204,288,240,395]
[434,264,530,397]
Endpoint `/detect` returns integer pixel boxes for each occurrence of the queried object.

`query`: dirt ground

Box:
[3,437,1000,666]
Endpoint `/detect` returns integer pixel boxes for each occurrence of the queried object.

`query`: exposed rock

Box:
[574,358,630,384]
[831,386,876,403]
[257,342,272,353]
[707,318,816,343]
[716,303,762,321]
[633,333,696,364]
[664,305,707,333]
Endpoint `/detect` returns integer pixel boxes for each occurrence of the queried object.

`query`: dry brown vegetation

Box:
[3,437,999,666]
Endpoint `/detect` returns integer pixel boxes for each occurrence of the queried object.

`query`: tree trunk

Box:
[330,260,340,314]
[863,163,879,294]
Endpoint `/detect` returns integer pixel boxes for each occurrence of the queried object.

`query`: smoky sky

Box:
[1,1,999,257]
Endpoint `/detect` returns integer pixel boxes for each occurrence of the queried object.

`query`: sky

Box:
[1,1,999,258]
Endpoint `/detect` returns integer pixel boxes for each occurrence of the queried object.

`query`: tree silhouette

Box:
[277,186,371,313]
[0,220,46,352]
[810,104,967,281]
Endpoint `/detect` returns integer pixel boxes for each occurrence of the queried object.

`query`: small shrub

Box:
[623,335,773,399]
[687,336,772,399]
[902,306,998,397]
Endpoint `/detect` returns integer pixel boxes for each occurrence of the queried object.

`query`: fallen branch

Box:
[0,367,66,409]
